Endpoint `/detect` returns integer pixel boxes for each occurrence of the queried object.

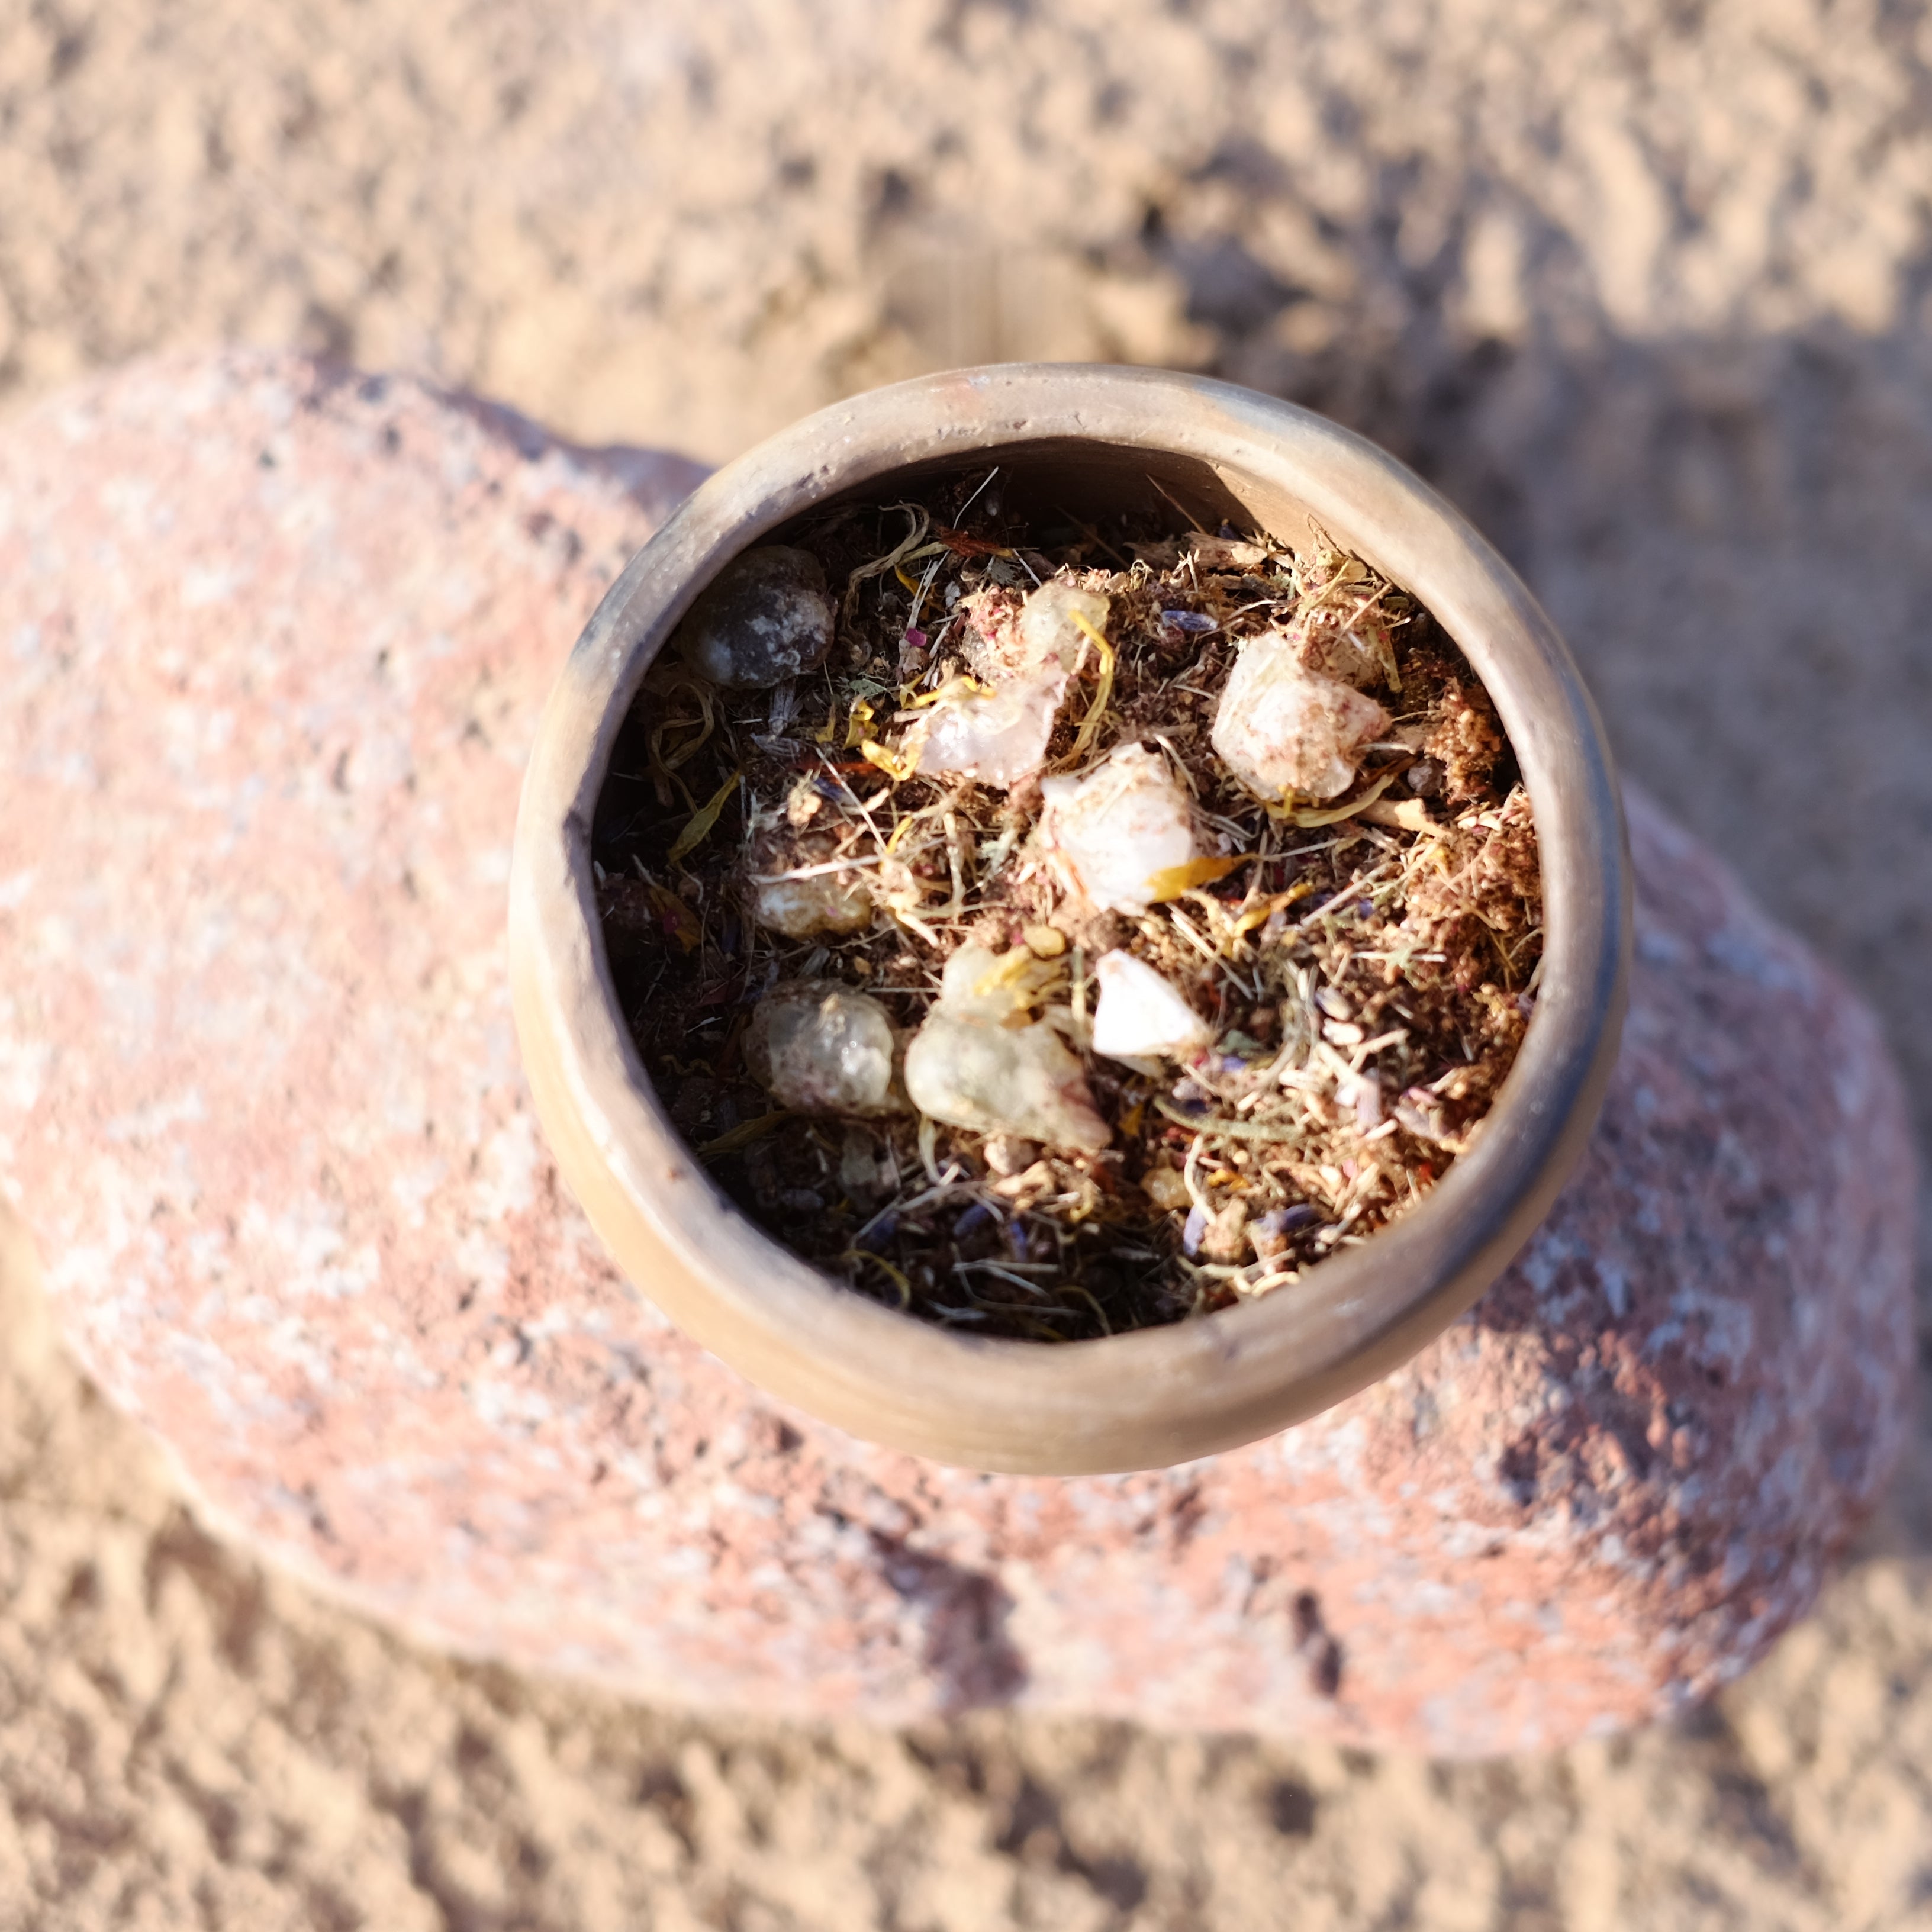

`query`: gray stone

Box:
[676,544,835,688]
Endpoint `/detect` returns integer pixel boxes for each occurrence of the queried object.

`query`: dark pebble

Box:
[675,545,835,690]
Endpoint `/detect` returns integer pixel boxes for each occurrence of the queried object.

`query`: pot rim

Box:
[508,363,1630,1475]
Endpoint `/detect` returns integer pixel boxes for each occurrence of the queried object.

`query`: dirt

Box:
[5,0,1932,1925]
[594,499,1538,1339]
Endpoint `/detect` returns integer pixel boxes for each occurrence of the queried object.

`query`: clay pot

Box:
[508,365,1629,1475]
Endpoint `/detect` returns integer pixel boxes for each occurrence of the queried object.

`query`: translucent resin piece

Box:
[1013,579,1112,675]
[931,941,1060,1020]
[743,811,874,936]
[1090,951,1212,1062]
[1038,742,1199,915]
[961,579,1111,682]
[902,942,1109,1150]
[911,671,1065,788]
[1211,630,1390,803]
[745,983,901,1116]
[749,873,873,938]
[903,1015,1110,1151]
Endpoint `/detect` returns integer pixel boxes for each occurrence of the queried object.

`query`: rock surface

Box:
[0,352,1915,1757]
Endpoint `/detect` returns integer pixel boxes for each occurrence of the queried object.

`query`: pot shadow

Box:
[1191,251,1932,1578]
[872,172,1932,1567]
[1255,329,1932,1580]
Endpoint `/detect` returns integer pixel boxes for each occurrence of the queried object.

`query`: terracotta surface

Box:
[0,350,1914,1757]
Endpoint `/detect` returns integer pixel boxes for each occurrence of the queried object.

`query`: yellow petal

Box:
[1273,767,1403,829]
[1146,854,1246,901]
[698,1109,790,1156]
[666,765,742,865]
[1059,611,1117,768]
[859,739,917,782]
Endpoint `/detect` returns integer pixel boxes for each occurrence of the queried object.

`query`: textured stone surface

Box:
[0,352,1915,1757]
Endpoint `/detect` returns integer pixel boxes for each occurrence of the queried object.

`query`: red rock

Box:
[0,352,1914,1756]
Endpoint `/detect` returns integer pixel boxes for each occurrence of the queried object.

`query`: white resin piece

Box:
[961,579,1110,682]
[901,942,1110,1151]
[933,941,1049,1020]
[744,809,875,936]
[749,872,873,938]
[1211,630,1391,803]
[1014,580,1112,674]
[904,1015,1110,1151]
[745,982,901,1116]
[911,671,1065,787]
[1038,742,1199,915]
[1090,951,1212,1062]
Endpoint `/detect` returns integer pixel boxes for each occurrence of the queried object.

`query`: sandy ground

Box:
[4,0,1932,1924]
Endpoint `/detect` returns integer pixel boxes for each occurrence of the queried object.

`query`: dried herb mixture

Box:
[592,471,1541,1342]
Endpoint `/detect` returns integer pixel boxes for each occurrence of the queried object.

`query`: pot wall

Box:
[510,363,1630,1472]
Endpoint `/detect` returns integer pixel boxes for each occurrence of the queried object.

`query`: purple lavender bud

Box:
[1183,1205,1209,1256]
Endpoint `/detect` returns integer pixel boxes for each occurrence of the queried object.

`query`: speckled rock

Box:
[0,352,1915,1756]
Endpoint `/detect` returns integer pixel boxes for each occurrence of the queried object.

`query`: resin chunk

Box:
[749,872,873,938]
[743,811,874,937]
[1212,630,1390,803]
[902,944,1110,1151]
[745,983,901,1116]
[960,579,1111,682]
[912,579,1114,786]
[910,671,1064,788]
[1013,579,1112,674]
[1090,951,1212,1062]
[930,942,1061,1021]
[1038,742,1199,915]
